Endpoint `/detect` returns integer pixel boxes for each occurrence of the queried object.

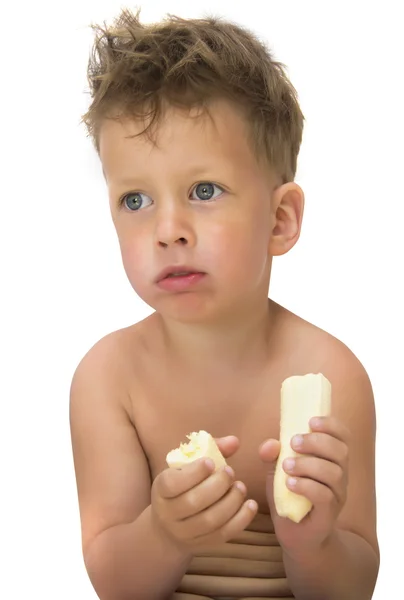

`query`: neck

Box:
[156,297,279,375]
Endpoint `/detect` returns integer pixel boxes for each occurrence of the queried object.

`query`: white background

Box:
[1,1,402,598]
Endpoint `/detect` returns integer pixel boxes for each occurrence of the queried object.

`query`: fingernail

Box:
[204,458,215,470]
[247,499,257,511]
[287,477,297,487]
[292,435,303,448]
[224,465,234,477]
[310,417,322,428]
[283,458,295,471]
[235,481,246,493]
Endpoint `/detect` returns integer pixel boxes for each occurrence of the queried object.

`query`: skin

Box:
[70,98,379,600]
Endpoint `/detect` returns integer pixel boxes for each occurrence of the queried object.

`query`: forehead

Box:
[99,100,263,184]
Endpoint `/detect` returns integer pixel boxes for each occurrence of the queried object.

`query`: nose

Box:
[154,204,196,248]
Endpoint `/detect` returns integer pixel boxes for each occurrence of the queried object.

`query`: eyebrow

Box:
[102,169,141,186]
[104,165,223,187]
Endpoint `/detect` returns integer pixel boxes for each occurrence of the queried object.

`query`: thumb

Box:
[259,438,281,464]
[259,439,281,520]
[214,435,240,459]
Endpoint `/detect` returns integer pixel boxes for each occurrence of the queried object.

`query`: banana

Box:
[274,373,332,523]
[166,430,227,471]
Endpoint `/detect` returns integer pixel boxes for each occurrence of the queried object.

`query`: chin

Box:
[151,293,232,325]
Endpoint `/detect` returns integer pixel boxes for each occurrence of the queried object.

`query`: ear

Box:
[268,182,305,256]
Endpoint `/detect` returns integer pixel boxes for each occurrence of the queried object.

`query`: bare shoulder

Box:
[70,318,152,407]
[277,302,374,396]
[71,321,145,372]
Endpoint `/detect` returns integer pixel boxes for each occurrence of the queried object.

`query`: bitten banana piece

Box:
[274,373,332,523]
[166,430,227,471]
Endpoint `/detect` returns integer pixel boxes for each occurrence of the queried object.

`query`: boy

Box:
[70,8,379,599]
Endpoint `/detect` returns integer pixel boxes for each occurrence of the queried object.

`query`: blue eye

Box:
[192,182,224,201]
[121,192,152,211]
[119,182,223,210]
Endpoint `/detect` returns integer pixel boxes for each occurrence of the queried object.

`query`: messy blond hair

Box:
[80,7,304,183]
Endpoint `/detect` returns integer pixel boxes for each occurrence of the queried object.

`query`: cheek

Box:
[205,214,270,274]
[119,236,149,289]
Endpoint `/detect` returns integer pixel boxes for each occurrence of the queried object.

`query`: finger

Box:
[290,432,348,468]
[158,458,215,499]
[283,456,346,505]
[309,416,351,444]
[285,475,338,510]
[214,435,240,458]
[258,439,281,463]
[204,495,258,543]
[177,481,255,539]
[170,465,236,519]
[180,480,246,537]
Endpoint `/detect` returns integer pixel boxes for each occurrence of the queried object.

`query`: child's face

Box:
[100,99,282,322]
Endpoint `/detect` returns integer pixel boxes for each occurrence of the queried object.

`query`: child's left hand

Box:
[259,416,350,559]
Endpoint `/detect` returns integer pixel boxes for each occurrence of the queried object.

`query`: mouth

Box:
[156,266,205,283]
[165,271,199,278]
[156,270,206,292]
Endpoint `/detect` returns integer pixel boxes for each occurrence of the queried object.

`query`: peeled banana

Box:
[274,373,332,523]
[166,430,227,471]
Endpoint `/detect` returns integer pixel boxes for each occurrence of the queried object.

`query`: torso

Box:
[114,300,336,599]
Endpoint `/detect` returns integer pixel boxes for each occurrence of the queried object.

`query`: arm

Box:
[282,527,378,600]
[84,506,192,600]
[69,337,192,600]
[283,347,380,599]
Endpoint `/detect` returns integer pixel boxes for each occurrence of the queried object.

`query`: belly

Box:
[173,513,294,599]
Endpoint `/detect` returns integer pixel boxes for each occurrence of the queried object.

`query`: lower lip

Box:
[157,273,206,291]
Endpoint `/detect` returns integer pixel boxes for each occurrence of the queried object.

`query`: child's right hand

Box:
[150,437,258,551]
